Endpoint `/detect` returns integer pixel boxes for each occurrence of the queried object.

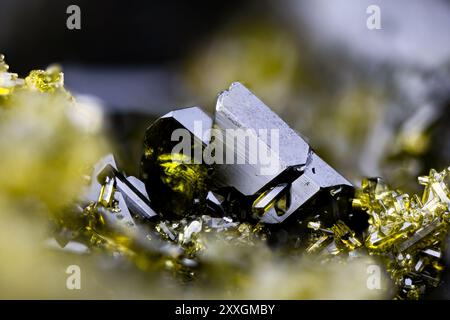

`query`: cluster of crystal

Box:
[58,82,356,282]
[360,168,449,299]
[307,167,450,299]
[68,152,266,279]
[81,155,156,232]
[306,220,362,255]
[140,82,354,227]
[4,54,445,299]
[0,54,66,102]
[25,66,65,93]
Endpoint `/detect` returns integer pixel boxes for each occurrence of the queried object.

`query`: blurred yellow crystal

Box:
[0,54,24,97]
[25,66,64,93]
[0,54,111,298]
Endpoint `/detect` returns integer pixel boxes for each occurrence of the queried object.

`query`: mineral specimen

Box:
[2,52,449,299]
[140,82,355,229]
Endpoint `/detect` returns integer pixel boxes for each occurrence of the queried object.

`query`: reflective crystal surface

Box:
[140,107,213,217]
[213,83,354,225]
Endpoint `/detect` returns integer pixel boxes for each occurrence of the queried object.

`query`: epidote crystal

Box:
[308,166,450,299]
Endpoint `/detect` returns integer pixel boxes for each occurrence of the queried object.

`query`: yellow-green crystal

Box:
[0,54,67,102]
[25,66,64,93]
[309,166,450,299]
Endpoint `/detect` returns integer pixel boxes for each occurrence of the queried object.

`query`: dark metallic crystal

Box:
[213,83,354,224]
[140,106,213,217]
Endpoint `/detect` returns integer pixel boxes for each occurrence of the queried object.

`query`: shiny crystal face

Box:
[210,83,356,226]
[140,107,212,217]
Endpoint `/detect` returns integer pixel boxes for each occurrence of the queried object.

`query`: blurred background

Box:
[0,0,450,299]
[2,0,450,188]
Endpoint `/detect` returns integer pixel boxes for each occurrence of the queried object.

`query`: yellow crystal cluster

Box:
[306,220,363,255]
[358,168,449,299]
[308,167,450,299]
[25,66,65,93]
[0,55,108,298]
[0,54,66,98]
